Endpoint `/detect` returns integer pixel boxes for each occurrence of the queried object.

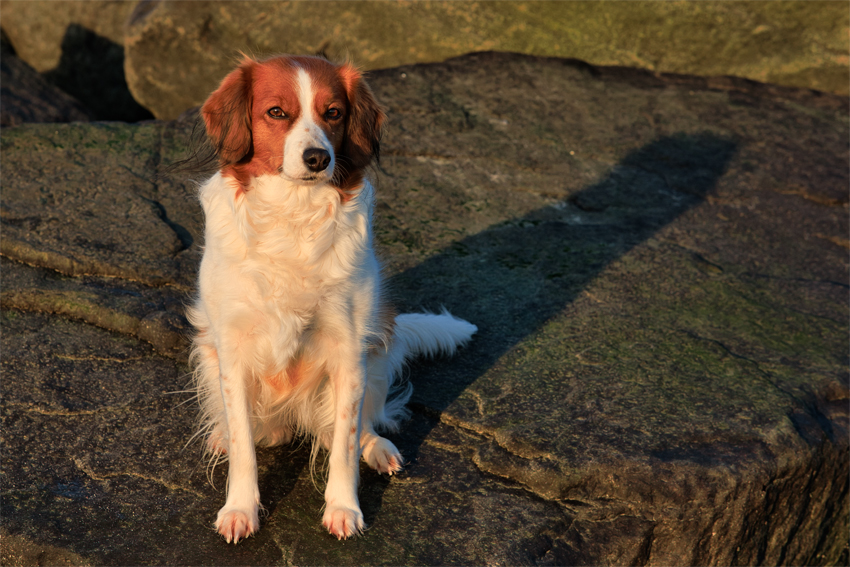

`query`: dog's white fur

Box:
[187,55,476,542]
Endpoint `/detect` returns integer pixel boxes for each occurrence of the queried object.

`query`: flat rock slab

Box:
[1,53,848,565]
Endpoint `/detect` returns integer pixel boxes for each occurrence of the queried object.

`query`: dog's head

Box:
[201,55,385,193]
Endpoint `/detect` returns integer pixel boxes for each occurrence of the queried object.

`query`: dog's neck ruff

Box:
[202,171,373,282]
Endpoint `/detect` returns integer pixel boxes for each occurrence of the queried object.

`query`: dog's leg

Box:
[213,346,260,544]
[192,340,230,457]
[319,335,368,539]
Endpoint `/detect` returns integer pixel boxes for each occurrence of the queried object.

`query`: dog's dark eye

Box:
[325,108,342,120]
[268,107,286,119]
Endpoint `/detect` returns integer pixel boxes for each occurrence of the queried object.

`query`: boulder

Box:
[40,23,153,122]
[0,1,132,72]
[0,2,151,121]
[122,0,849,119]
[1,53,847,565]
[0,28,93,126]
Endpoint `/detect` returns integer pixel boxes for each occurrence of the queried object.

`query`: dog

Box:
[186,54,477,543]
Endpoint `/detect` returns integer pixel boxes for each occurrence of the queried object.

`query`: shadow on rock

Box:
[43,23,153,122]
[381,132,738,484]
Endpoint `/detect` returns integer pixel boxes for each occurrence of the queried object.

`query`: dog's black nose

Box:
[303,148,331,172]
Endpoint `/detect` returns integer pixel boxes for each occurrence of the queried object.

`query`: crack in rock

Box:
[54,354,148,363]
[5,401,135,417]
[72,457,204,498]
[410,404,569,502]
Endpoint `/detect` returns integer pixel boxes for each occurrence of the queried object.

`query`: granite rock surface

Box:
[1,52,848,565]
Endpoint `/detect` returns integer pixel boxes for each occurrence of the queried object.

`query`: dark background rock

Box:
[0,28,93,126]
[0,1,132,71]
[125,2,850,118]
[40,23,153,122]
[121,0,849,119]
[0,1,845,121]
[1,52,848,565]
[0,0,151,122]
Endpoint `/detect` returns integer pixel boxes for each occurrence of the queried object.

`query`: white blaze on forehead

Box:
[296,67,315,122]
[282,66,334,182]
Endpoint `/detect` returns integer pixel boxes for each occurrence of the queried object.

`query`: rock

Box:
[0,1,132,71]
[1,53,847,565]
[41,23,153,122]
[0,2,151,121]
[123,0,849,119]
[1,28,94,126]
[0,529,91,567]
[0,120,198,288]
[1,27,16,55]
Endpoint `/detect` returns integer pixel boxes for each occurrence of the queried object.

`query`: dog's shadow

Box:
[257,132,737,529]
[367,132,738,523]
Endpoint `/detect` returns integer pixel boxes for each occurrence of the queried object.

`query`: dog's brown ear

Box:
[202,59,255,165]
[339,64,385,169]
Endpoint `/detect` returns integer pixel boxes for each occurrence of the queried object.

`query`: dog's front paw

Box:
[322,505,364,539]
[362,436,403,475]
[215,506,259,544]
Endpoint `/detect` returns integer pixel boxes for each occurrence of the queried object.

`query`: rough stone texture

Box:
[120,0,849,119]
[0,2,151,121]
[0,1,132,71]
[1,53,848,565]
[0,29,93,127]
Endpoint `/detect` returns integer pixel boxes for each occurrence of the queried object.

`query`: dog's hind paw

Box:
[362,435,404,475]
[215,507,259,544]
[322,505,364,539]
[206,426,229,456]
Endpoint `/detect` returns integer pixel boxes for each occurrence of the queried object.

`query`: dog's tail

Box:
[389,311,478,366]
[370,310,477,430]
